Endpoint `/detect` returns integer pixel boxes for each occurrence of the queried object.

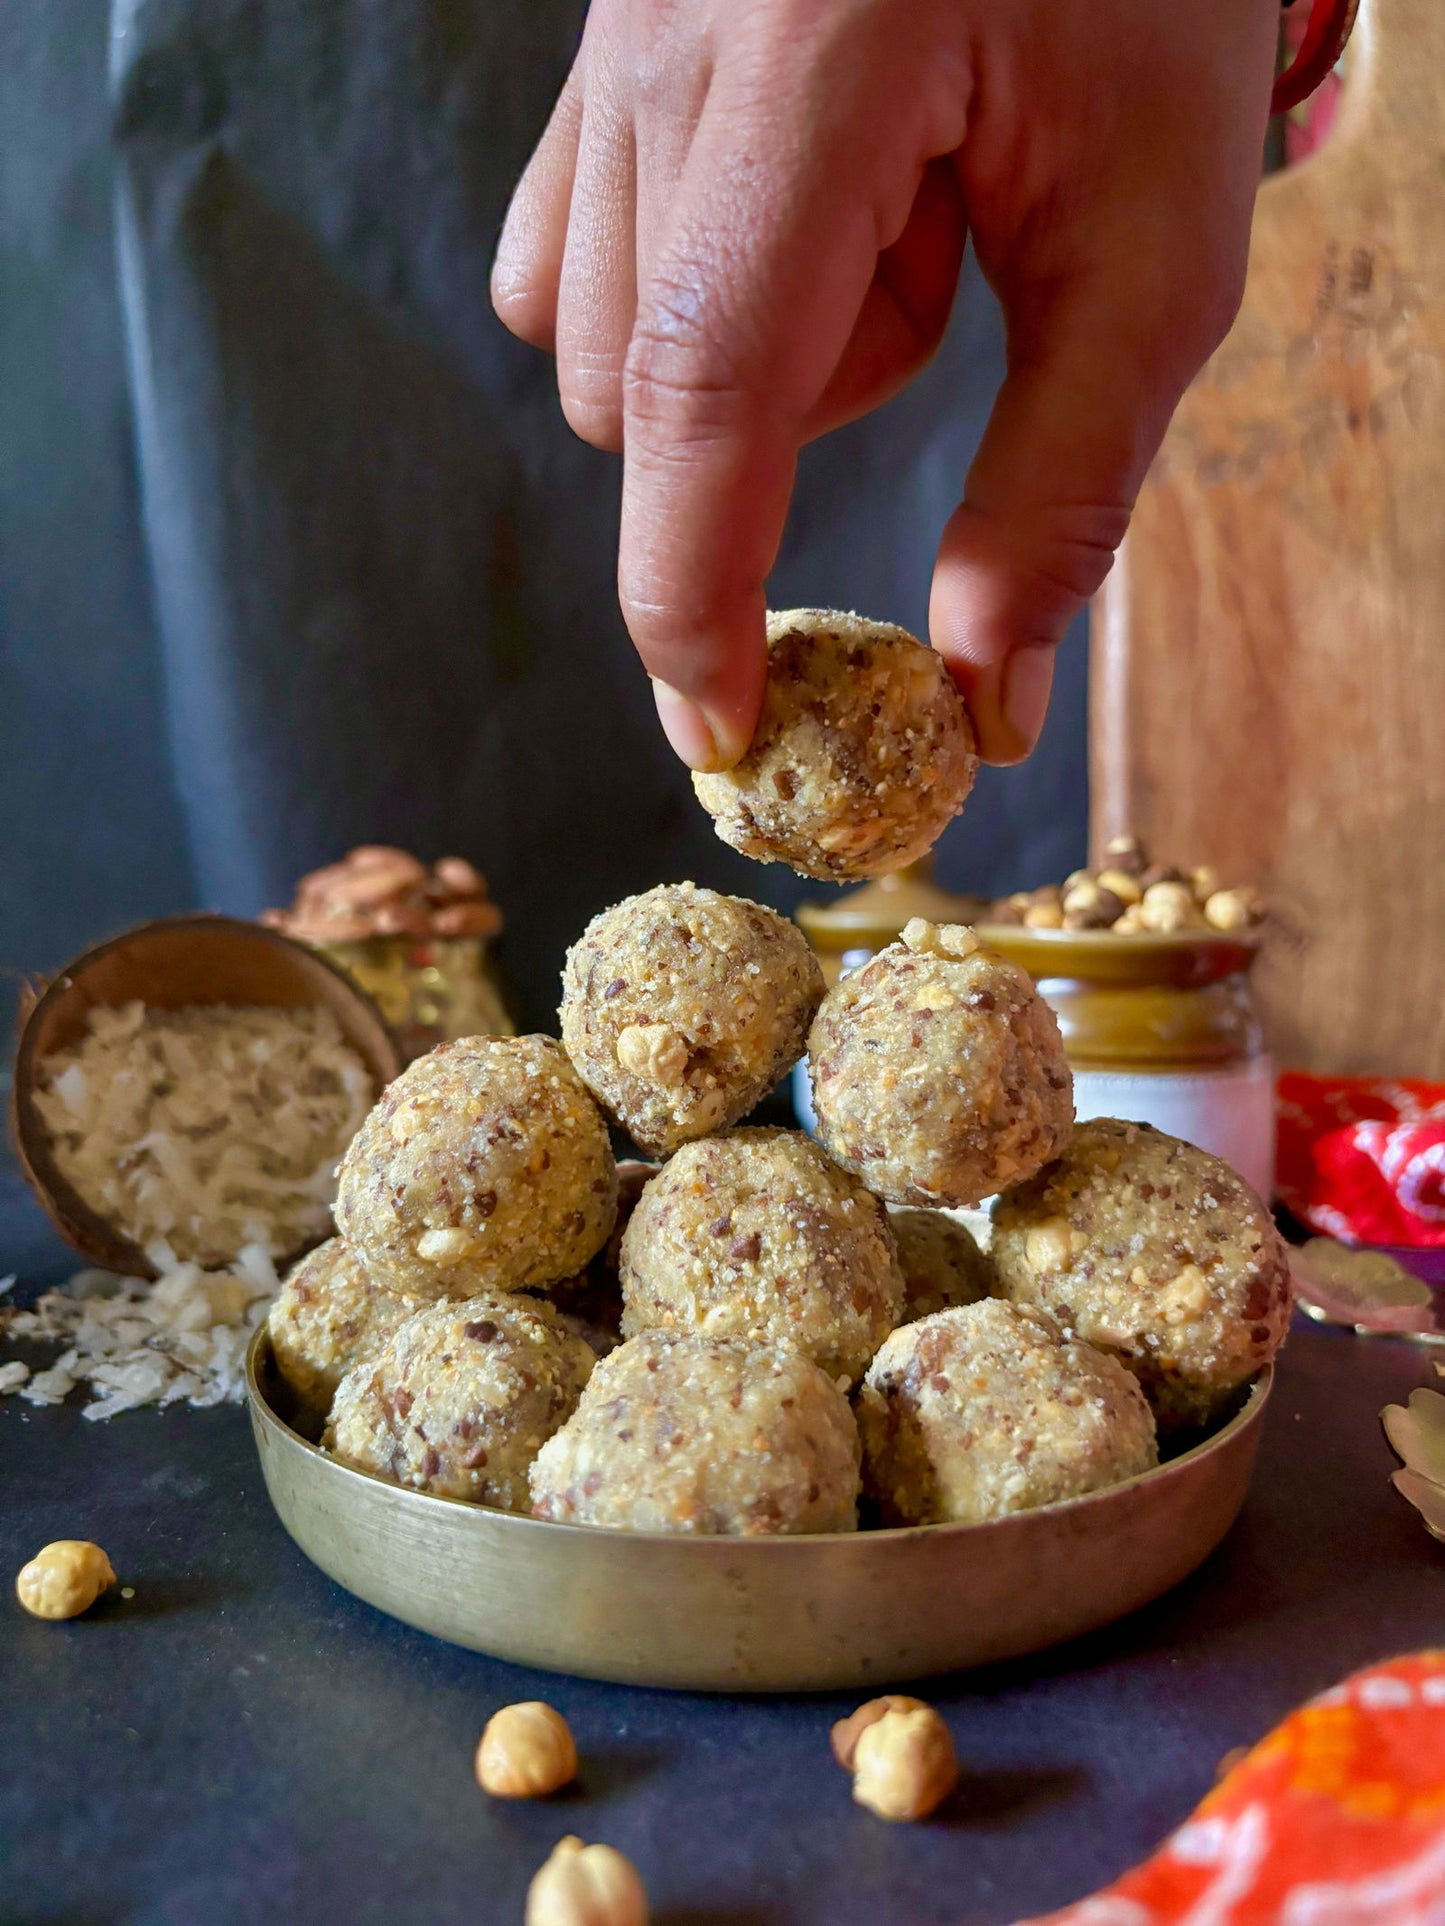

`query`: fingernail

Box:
[1002,648,1055,758]
[651,680,722,772]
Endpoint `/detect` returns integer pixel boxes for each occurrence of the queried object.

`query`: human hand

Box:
[493,0,1278,769]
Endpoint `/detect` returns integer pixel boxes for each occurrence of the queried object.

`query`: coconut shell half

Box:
[11,915,402,1279]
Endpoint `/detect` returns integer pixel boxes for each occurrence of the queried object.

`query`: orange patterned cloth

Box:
[1018,1653,1445,1925]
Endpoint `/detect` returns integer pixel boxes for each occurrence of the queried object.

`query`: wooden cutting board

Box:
[1090,0,1445,1078]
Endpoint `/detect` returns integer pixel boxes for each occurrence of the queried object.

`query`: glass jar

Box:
[979,926,1274,1198]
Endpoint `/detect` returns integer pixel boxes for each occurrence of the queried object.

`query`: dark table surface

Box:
[3,1154,1442,1926]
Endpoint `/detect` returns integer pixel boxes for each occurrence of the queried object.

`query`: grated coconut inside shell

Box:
[32,1000,373,1267]
[3,999,375,1418]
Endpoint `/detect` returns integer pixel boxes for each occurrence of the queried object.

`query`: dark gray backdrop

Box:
[1,0,1087,1036]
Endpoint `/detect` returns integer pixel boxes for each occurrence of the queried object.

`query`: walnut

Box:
[266,846,503,943]
[434,856,486,898]
[432,899,503,938]
[328,851,428,909]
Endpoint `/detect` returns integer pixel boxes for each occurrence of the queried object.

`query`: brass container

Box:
[247,1327,1271,1693]
[11,916,402,1279]
[314,936,513,1063]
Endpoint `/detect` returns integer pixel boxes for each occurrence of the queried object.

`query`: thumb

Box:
[929,273,1214,764]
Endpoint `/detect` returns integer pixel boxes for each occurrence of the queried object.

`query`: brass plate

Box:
[247,1329,1270,1693]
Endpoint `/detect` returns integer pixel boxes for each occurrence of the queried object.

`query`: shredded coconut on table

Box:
[0,1244,280,1419]
[31,1000,373,1267]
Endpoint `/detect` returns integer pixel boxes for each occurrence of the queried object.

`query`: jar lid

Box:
[795,859,988,958]
[977,923,1260,990]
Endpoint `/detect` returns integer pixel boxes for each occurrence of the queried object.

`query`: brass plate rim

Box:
[245,1324,1272,1553]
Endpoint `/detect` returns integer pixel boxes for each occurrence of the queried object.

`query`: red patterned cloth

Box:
[1017,1652,1445,1925]
[1277,1074,1445,1251]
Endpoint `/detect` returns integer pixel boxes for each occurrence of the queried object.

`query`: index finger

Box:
[618,76,909,770]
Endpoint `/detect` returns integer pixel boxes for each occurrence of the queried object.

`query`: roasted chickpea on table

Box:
[15,1540,116,1619]
[476,1702,578,1799]
[832,1695,960,1821]
[525,1837,649,1926]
